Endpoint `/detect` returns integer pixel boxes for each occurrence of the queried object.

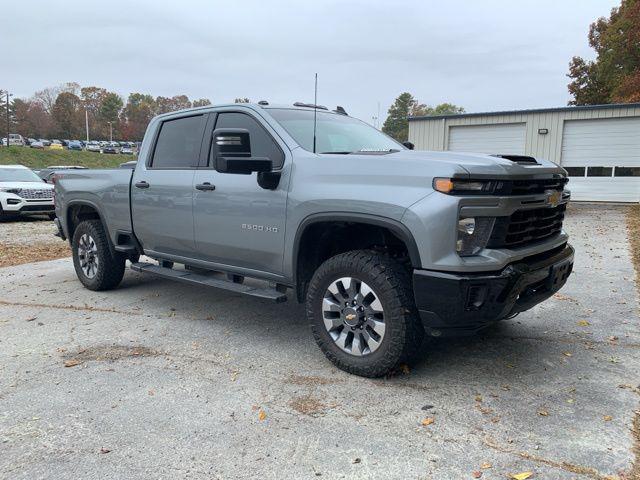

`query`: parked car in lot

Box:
[30,141,45,149]
[38,165,88,183]
[54,102,574,377]
[49,140,64,150]
[67,140,83,151]
[119,145,134,154]
[0,165,55,219]
[103,142,120,154]
[85,141,101,152]
[1,134,26,146]
[38,139,52,147]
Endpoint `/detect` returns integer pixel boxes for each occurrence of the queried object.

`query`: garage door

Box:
[561,117,640,202]
[448,123,526,155]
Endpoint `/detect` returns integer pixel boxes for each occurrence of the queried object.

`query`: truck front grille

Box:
[487,204,566,249]
[497,177,568,196]
[17,189,53,200]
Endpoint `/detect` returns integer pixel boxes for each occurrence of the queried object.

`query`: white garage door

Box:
[448,123,526,155]
[561,117,640,202]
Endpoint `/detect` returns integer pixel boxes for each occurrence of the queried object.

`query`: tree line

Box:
[0,83,214,141]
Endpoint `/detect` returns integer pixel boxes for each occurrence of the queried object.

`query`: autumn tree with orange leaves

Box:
[567,0,640,105]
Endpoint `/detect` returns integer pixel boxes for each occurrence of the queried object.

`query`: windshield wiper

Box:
[349,149,400,155]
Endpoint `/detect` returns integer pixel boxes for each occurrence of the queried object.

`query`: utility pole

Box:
[5,91,10,146]
[108,121,113,142]
[85,109,89,143]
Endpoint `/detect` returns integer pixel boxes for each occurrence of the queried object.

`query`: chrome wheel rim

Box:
[322,277,386,356]
[78,234,99,278]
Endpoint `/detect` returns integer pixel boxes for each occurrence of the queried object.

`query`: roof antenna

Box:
[313,73,318,154]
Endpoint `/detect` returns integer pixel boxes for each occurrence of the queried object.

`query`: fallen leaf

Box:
[26,317,37,322]
[352,458,361,464]
[562,352,572,357]
[537,409,549,416]
[577,320,590,327]
[421,417,435,426]
[475,395,483,402]
[64,359,81,368]
[258,409,266,421]
[399,364,410,374]
[99,447,111,454]
[472,471,482,478]
[603,415,612,421]
[511,472,533,480]
[480,462,492,469]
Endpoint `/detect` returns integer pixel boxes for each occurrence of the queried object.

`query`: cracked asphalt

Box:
[0,204,638,479]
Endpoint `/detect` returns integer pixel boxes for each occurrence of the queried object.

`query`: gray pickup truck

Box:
[54,102,574,377]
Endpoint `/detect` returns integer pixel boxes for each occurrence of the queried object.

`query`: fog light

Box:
[458,218,475,235]
[7,198,20,205]
[456,217,495,256]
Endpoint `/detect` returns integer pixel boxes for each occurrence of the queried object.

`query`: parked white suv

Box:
[0,165,55,219]
[1,134,26,146]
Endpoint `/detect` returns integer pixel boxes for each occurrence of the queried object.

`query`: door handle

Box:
[135,181,150,189]
[195,182,216,191]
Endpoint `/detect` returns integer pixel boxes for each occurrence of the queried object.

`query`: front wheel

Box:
[306,250,424,377]
[72,220,125,291]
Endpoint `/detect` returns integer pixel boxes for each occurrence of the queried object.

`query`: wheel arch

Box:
[292,213,421,303]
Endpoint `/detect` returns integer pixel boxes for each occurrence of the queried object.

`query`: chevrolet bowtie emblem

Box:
[546,190,562,208]
[345,313,357,321]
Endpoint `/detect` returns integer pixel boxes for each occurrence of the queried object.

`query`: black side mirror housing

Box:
[212,127,273,174]
[216,157,273,175]
[402,141,415,150]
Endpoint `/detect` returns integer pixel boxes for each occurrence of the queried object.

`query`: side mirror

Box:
[217,157,273,175]
[402,141,415,150]
[212,127,273,174]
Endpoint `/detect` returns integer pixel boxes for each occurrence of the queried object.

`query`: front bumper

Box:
[413,244,574,336]
[0,196,54,215]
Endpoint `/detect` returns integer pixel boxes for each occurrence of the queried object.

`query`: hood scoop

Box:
[491,154,539,165]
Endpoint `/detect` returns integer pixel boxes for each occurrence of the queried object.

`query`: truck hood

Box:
[341,149,565,178]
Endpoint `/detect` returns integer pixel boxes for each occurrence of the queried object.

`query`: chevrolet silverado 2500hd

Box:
[54,102,574,377]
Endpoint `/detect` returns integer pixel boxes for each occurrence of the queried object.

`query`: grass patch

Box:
[0,146,129,169]
[627,205,640,286]
[626,205,640,480]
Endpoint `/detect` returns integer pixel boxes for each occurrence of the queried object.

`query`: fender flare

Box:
[292,212,422,284]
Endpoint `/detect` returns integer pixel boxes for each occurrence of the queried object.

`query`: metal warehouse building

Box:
[408,103,640,202]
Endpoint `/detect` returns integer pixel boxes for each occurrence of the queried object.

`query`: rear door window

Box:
[151,115,206,169]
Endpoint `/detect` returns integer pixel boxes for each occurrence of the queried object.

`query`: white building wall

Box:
[408,105,640,164]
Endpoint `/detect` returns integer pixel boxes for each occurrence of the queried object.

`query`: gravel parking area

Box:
[0,204,638,479]
[0,217,69,267]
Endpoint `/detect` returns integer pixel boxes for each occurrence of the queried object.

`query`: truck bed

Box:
[55,168,135,246]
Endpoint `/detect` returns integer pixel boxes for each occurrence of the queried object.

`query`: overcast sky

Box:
[3,0,619,123]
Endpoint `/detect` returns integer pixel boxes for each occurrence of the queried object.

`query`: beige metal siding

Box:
[408,105,640,164]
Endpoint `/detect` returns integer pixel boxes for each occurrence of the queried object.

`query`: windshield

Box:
[0,168,43,182]
[268,109,403,154]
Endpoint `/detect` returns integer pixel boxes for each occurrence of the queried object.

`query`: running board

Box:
[130,262,288,303]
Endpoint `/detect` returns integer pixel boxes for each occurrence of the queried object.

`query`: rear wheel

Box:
[72,220,125,291]
[307,250,424,377]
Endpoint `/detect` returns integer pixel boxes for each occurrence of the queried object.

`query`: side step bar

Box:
[130,262,288,303]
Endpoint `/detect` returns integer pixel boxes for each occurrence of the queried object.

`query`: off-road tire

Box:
[72,220,126,291]
[307,250,424,377]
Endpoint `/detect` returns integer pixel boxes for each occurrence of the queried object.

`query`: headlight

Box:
[0,187,22,194]
[434,178,502,195]
[456,217,495,256]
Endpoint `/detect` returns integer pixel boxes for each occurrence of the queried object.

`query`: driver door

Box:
[192,111,289,275]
